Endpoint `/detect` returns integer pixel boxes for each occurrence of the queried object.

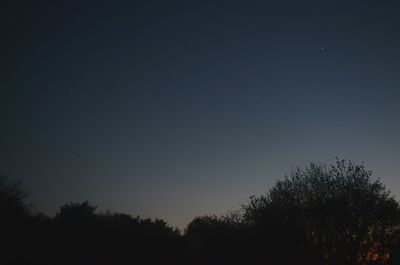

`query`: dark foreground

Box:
[2,160,400,265]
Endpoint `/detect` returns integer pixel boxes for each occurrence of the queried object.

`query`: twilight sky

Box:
[1,0,400,229]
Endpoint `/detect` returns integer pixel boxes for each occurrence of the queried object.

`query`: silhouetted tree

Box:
[55,201,97,223]
[51,201,184,265]
[2,159,400,265]
[242,159,400,265]
[0,177,32,264]
[184,213,247,265]
[0,176,29,219]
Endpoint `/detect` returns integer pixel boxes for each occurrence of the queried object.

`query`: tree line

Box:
[2,159,400,265]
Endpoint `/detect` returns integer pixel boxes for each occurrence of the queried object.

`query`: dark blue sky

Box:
[1,0,400,228]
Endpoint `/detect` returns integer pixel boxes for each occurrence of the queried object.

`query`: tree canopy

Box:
[0,176,29,219]
[243,159,400,265]
[1,159,400,265]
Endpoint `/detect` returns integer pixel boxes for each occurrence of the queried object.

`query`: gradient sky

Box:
[1,0,400,229]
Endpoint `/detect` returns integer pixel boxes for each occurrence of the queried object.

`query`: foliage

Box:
[242,159,400,265]
[184,214,246,265]
[1,159,400,265]
[0,176,29,219]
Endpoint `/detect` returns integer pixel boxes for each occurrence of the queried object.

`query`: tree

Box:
[0,176,29,219]
[184,214,247,265]
[55,201,97,222]
[242,159,400,265]
[0,176,32,264]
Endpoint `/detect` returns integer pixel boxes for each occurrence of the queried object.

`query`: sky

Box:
[1,0,400,229]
